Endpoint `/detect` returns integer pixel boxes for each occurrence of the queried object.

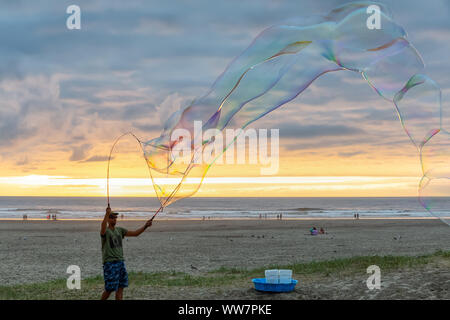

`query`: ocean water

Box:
[0,196,448,220]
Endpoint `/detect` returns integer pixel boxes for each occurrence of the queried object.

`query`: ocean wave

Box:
[0,207,438,219]
[288,207,323,211]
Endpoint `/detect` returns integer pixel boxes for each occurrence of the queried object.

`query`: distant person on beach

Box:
[100,206,153,300]
[319,227,325,234]
[310,227,318,235]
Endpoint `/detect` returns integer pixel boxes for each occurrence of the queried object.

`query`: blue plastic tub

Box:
[252,278,298,293]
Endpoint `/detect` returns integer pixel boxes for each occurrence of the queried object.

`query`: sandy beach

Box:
[1,218,449,299]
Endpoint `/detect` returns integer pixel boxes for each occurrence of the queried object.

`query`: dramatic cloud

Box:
[83,155,111,162]
[69,144,92,161]
[279,123,366,139]
[0,0,447,173]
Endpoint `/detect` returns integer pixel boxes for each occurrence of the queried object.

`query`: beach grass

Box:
[1,250,448,300]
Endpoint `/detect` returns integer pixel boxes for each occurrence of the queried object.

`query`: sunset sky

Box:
[0,0,449,197]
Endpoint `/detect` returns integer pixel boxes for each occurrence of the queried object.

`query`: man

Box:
[100,206,153,300]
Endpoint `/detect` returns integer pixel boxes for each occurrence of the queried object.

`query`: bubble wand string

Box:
[106,131,172,220]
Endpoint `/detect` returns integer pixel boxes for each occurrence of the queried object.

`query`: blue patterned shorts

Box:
[103,260,129,292]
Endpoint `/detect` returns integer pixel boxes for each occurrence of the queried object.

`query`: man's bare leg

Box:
[115,287,124,300]
[101,290,112,300]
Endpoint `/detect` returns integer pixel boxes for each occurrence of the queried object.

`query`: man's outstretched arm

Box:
[125,219,152,237]
[101,207,111,236]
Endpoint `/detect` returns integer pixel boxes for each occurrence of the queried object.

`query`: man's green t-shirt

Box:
[101,227,128,264]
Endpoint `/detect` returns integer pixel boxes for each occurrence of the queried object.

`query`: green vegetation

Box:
[1,250,448,300]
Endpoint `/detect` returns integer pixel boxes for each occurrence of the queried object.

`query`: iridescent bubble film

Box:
[108,2,447,224]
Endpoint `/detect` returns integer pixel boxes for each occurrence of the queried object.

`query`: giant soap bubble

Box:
[107,2,448,225]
